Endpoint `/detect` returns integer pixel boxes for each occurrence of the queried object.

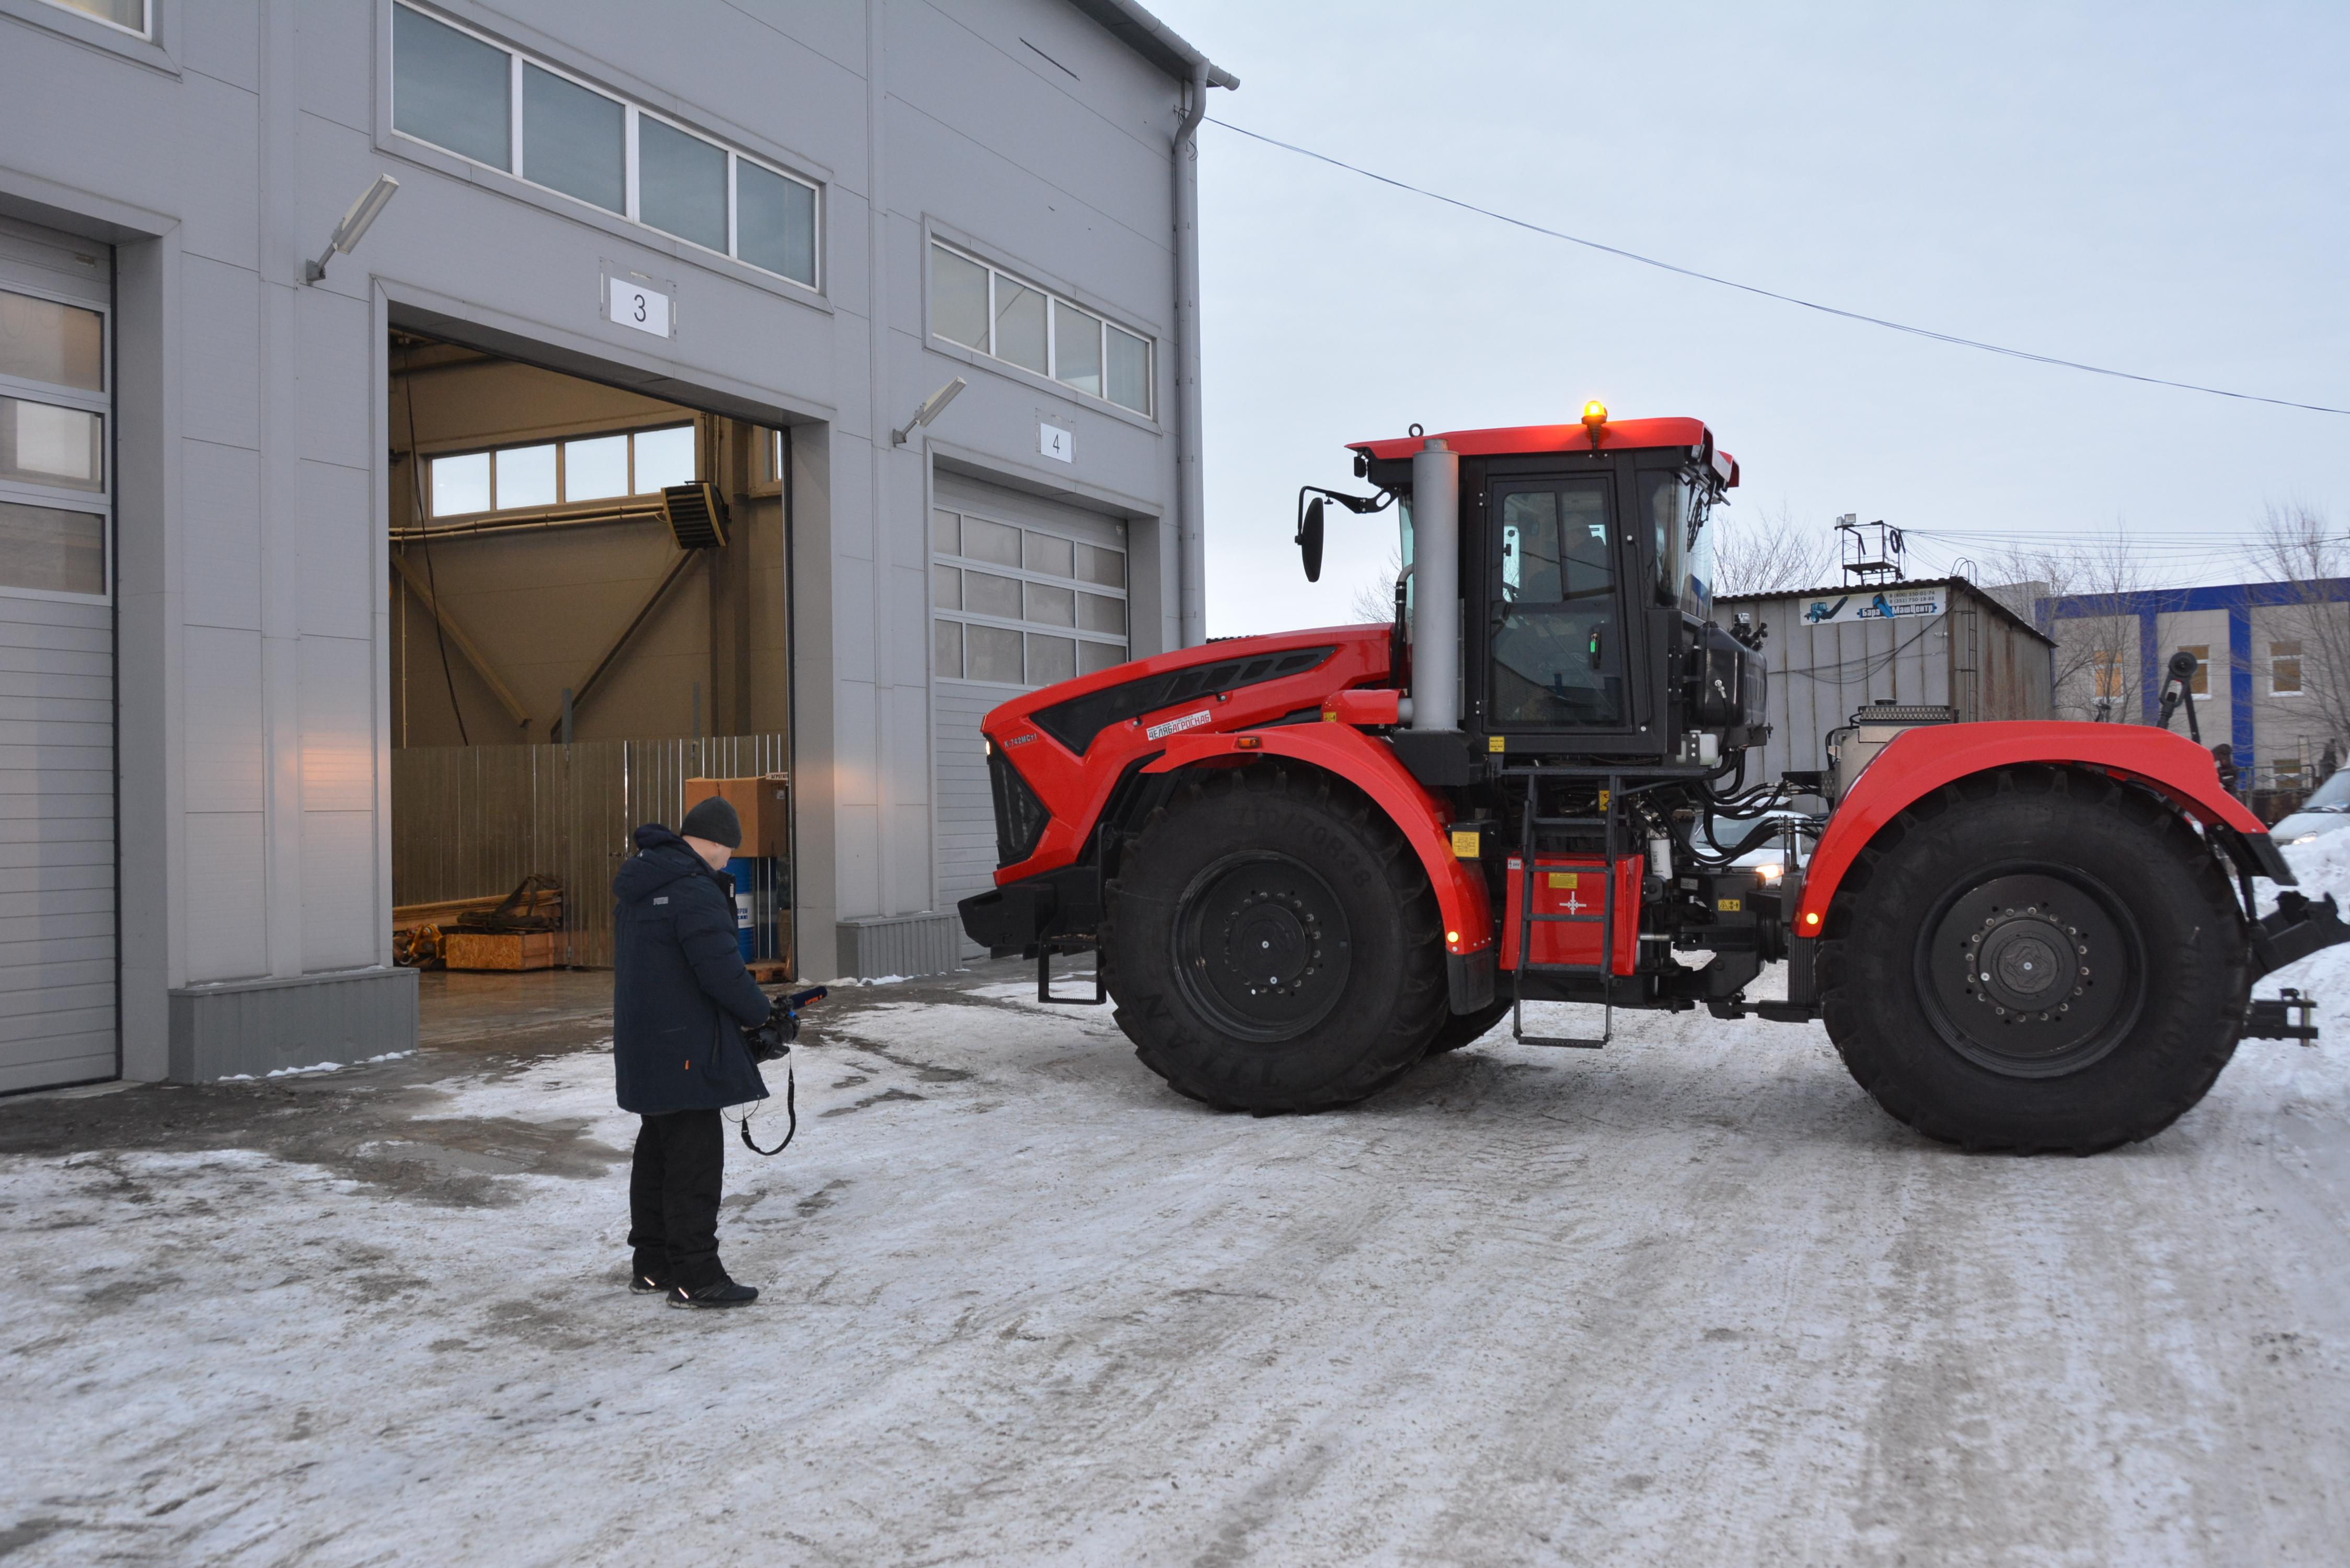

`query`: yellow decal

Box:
[1488,734,1506,753]
[1450,830,1482,858]
[1598,789,1611,811]
[1718,897,1743,913]
[1547,872,1578,889]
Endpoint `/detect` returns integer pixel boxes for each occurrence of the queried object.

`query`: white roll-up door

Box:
[0,218,116,1092]
[929,471,1128,956]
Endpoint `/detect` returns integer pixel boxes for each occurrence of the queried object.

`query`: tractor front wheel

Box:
[1820,766,2248,1153]
[1104,764,1448,1112]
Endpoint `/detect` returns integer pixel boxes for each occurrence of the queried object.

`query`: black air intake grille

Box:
[989,746,1051,868]
[1031,646,1338,756]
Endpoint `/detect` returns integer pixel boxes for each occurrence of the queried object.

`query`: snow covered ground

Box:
[5,850,2349,1566]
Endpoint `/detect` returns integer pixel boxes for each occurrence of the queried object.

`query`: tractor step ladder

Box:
[1509,769,1623,1049]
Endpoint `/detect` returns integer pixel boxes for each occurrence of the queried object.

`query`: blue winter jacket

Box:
[611,824,773,1114]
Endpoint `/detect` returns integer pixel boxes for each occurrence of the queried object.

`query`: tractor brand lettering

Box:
[1801,588,1945,626]
[1145,709,1214,741]
[1006,732,1037,746]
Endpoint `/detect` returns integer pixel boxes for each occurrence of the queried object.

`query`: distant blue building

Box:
[2035,579,2350,790]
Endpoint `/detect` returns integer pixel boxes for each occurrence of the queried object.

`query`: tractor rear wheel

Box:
[1820,766,2248,1152]
[1103,763,1448,1112]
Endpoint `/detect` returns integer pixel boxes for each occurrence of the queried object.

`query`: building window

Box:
[2176,645,2209,696]
[2273,640,2303,696]
[2092,650,2125,699]
[391,4,820,289]
[931,508,1126,686]
[0,287,109,601]
[39,0,148,37]
[928,243,1153,416]
[426,423,696,518]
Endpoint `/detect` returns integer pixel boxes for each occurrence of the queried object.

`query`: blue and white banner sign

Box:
[1799,586,1946,626]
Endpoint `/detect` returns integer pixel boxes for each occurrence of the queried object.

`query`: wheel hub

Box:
[1921,870,2141,1079]
[1173,852,1353,1043]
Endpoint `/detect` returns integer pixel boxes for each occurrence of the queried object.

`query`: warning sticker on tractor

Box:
[1146,709,1215,741]
[1800,587,1945,626]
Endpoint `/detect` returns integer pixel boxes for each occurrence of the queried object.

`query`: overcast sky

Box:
[1145,1,2350,636]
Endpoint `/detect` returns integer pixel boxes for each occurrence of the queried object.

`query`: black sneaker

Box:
[630,1268,671,1295]
[666,1278,759,1309]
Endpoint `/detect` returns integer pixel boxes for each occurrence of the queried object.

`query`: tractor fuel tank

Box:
[1501,855,1643,975]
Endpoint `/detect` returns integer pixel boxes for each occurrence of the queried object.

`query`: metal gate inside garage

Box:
[0,219,115,1092]
[930,472,1130,958]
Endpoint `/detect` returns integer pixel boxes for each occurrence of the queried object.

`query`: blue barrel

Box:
[726,858,757,961]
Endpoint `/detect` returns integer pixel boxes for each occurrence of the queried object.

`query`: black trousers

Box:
[628,1108,724,1286]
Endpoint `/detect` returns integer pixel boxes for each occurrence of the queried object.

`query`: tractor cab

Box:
[1332,408,1766,777]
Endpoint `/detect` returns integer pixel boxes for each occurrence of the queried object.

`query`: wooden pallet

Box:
[444,930,560,972]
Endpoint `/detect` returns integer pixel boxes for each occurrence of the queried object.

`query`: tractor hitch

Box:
[2244,989,2319,1044]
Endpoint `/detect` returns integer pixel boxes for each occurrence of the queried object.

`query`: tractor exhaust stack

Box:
[1410,437,1460,732]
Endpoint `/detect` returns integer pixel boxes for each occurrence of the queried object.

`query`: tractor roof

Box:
[1349,418,1738,486]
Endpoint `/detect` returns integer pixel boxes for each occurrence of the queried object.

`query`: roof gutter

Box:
[1075,0,1239,88]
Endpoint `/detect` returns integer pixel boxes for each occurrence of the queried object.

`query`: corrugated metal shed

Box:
[1713,578,2056,785]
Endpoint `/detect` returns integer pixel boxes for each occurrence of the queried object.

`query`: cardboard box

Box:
[444,930,559,971]
[684,774,789,857]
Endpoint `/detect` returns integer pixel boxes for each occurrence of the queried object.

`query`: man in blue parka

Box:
[613,795,777,1308]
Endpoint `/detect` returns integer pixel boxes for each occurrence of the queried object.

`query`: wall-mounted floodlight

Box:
[304,175,400,283]
[892,377,966,446]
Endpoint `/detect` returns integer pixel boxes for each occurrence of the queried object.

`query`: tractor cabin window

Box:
[2273,640,2303,695]
[1490,480,1622,727]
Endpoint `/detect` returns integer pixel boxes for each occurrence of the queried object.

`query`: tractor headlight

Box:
[1753,862,1783,883]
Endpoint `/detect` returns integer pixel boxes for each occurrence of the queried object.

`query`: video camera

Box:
[743,985,826,1063]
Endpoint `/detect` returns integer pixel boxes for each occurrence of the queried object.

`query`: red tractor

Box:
[959,410,2345,1151]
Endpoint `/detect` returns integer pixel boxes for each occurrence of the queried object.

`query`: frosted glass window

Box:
[640,119,728,251]
[1053,301,1101,396]
[564,434,628,500]
[931,247,990,352]
[967,625,1022,684]
[0,290,103,391]
[523,65,624,214]
[934,619,962,678]
[965,571,1021,619]
[962,517,1020,568]
[1079,641,1125,677]
[932,565,961,610]
[1107,325,1149,413]
[0,500,105,595]
[995,282,1047,374]
[496,444,557,509]
[431,452,490,516]
[632,425,696,491]
[47,0,146,32]
[1079,593,1125,636]
[931,509,960,555]
[1076,543,1124,588]
[1024,532,1074,579]
[394,4,511,170]
[1025,582,1075,626]
[0,399,101,491]
[1027,635,1075,686]
[737,162,816,285]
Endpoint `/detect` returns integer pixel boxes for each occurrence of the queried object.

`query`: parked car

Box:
[2271,770,2350,846]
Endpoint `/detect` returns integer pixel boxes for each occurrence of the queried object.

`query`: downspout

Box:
[1174,64,1208,648]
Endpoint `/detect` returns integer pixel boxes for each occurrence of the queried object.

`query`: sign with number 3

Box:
[606,272,672,339]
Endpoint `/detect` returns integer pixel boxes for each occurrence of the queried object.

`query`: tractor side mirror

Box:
[1298,495,1325,583]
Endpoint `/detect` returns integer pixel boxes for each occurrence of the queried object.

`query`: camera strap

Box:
[737,1054,797,1156]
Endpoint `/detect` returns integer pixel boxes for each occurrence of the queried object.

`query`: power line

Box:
[1206,118,2350,419]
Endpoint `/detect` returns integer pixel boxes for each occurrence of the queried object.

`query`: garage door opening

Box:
[387,329,794,992]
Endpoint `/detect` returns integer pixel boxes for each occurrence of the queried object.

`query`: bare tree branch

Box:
[1983,533,2147,722]
[2248,502,2350,781]
[1349,547,1402,625]
[1712,502,1838,597]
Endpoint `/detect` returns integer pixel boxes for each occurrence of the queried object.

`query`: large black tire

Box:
[1820,766,2249,1154]
[1103,763,1448,1112]
[1425,1000,1512,1055]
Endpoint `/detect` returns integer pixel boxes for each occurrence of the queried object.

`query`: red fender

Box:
[1796,721,2282,935]
[1145,726,1496,957]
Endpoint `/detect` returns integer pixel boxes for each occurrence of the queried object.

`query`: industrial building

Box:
[0,0,1231,1090]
